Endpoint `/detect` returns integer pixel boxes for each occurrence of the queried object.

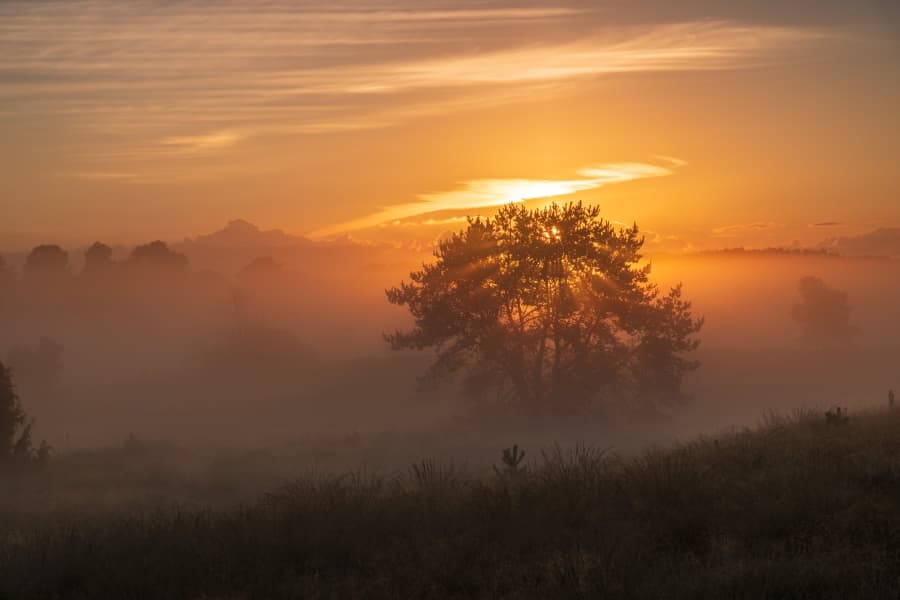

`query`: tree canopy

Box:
[386,202,703,416]
[129,241,189,270]
[85,242,114,271]
[24,244,69,277]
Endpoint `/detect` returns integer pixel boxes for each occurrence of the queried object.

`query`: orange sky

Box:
[2,1,899,252]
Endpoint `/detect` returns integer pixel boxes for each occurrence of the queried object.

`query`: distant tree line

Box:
[1,239,189,284]
[1,238,318,396]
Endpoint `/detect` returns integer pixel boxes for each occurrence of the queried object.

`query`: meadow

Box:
[3,406,900,599]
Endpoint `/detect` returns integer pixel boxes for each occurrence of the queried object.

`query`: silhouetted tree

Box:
[386,202,703,416]
[129,241,189,270]
[84,241,114,272]
[790,276,855,348]
[0,361,26,458]
[0,360,48,465]
[24,244,69,280]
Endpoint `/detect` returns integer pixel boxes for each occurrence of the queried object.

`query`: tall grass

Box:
[3,408,900,599]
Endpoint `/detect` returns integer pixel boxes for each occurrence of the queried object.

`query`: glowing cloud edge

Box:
[310,160,680,238]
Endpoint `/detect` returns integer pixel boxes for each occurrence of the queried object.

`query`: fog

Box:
[2,221,899,465]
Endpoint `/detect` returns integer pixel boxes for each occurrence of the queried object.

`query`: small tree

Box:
[0,360,47,465]
[24,244,69,277]
[386,202,703,416]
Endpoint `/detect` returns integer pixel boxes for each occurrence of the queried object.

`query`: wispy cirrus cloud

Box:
[312,160,677,237]
[0,1,831,180]
[160,131,243,155]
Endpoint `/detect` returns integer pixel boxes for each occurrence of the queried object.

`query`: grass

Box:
[3,407,900,599]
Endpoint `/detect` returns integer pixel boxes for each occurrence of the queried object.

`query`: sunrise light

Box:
[1,2,899,594]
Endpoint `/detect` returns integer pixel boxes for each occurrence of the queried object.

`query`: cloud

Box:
[326,23,820,94]
[809,221,845,227]
[160,131,242,154]
[819,228,900,257]
[61,171,141,181]
[711,222,785,237]
[311,160,678,237]
[0,1,831,178]
[654,155,689,167]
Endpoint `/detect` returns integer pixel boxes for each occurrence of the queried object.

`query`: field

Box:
[3,407,900,599]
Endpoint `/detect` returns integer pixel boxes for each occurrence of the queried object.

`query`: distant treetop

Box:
[25,244,69,275]
[84,242,114,271]
[129,241,189,270]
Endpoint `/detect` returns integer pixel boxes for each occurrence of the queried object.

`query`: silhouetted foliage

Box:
[0,360,48,466]
[24,244,69,278]
[129,240,189,270]
[386,202,703,416]
[824,406,849,426]
[790,276,856,347]
[0,361,26,458]
[84,241,114,272]
[494,444,526,477]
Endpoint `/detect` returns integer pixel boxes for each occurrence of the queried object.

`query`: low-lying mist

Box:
[2,222,898,470]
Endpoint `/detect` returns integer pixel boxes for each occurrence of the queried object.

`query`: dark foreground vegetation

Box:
[3,408,900,599]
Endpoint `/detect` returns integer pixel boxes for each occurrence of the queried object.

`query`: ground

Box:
[2,407,900,599]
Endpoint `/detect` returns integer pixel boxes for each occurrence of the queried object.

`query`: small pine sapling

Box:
[824,406,849,426]
[494,444,526,477]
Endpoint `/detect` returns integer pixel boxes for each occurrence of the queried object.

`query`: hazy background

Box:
[1,219,898,458]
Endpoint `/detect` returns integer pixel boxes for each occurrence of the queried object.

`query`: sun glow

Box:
[542,225,562,242]
[311,161,679,237]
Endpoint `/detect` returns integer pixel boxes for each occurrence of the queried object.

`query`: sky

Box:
[1,0,899,252]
